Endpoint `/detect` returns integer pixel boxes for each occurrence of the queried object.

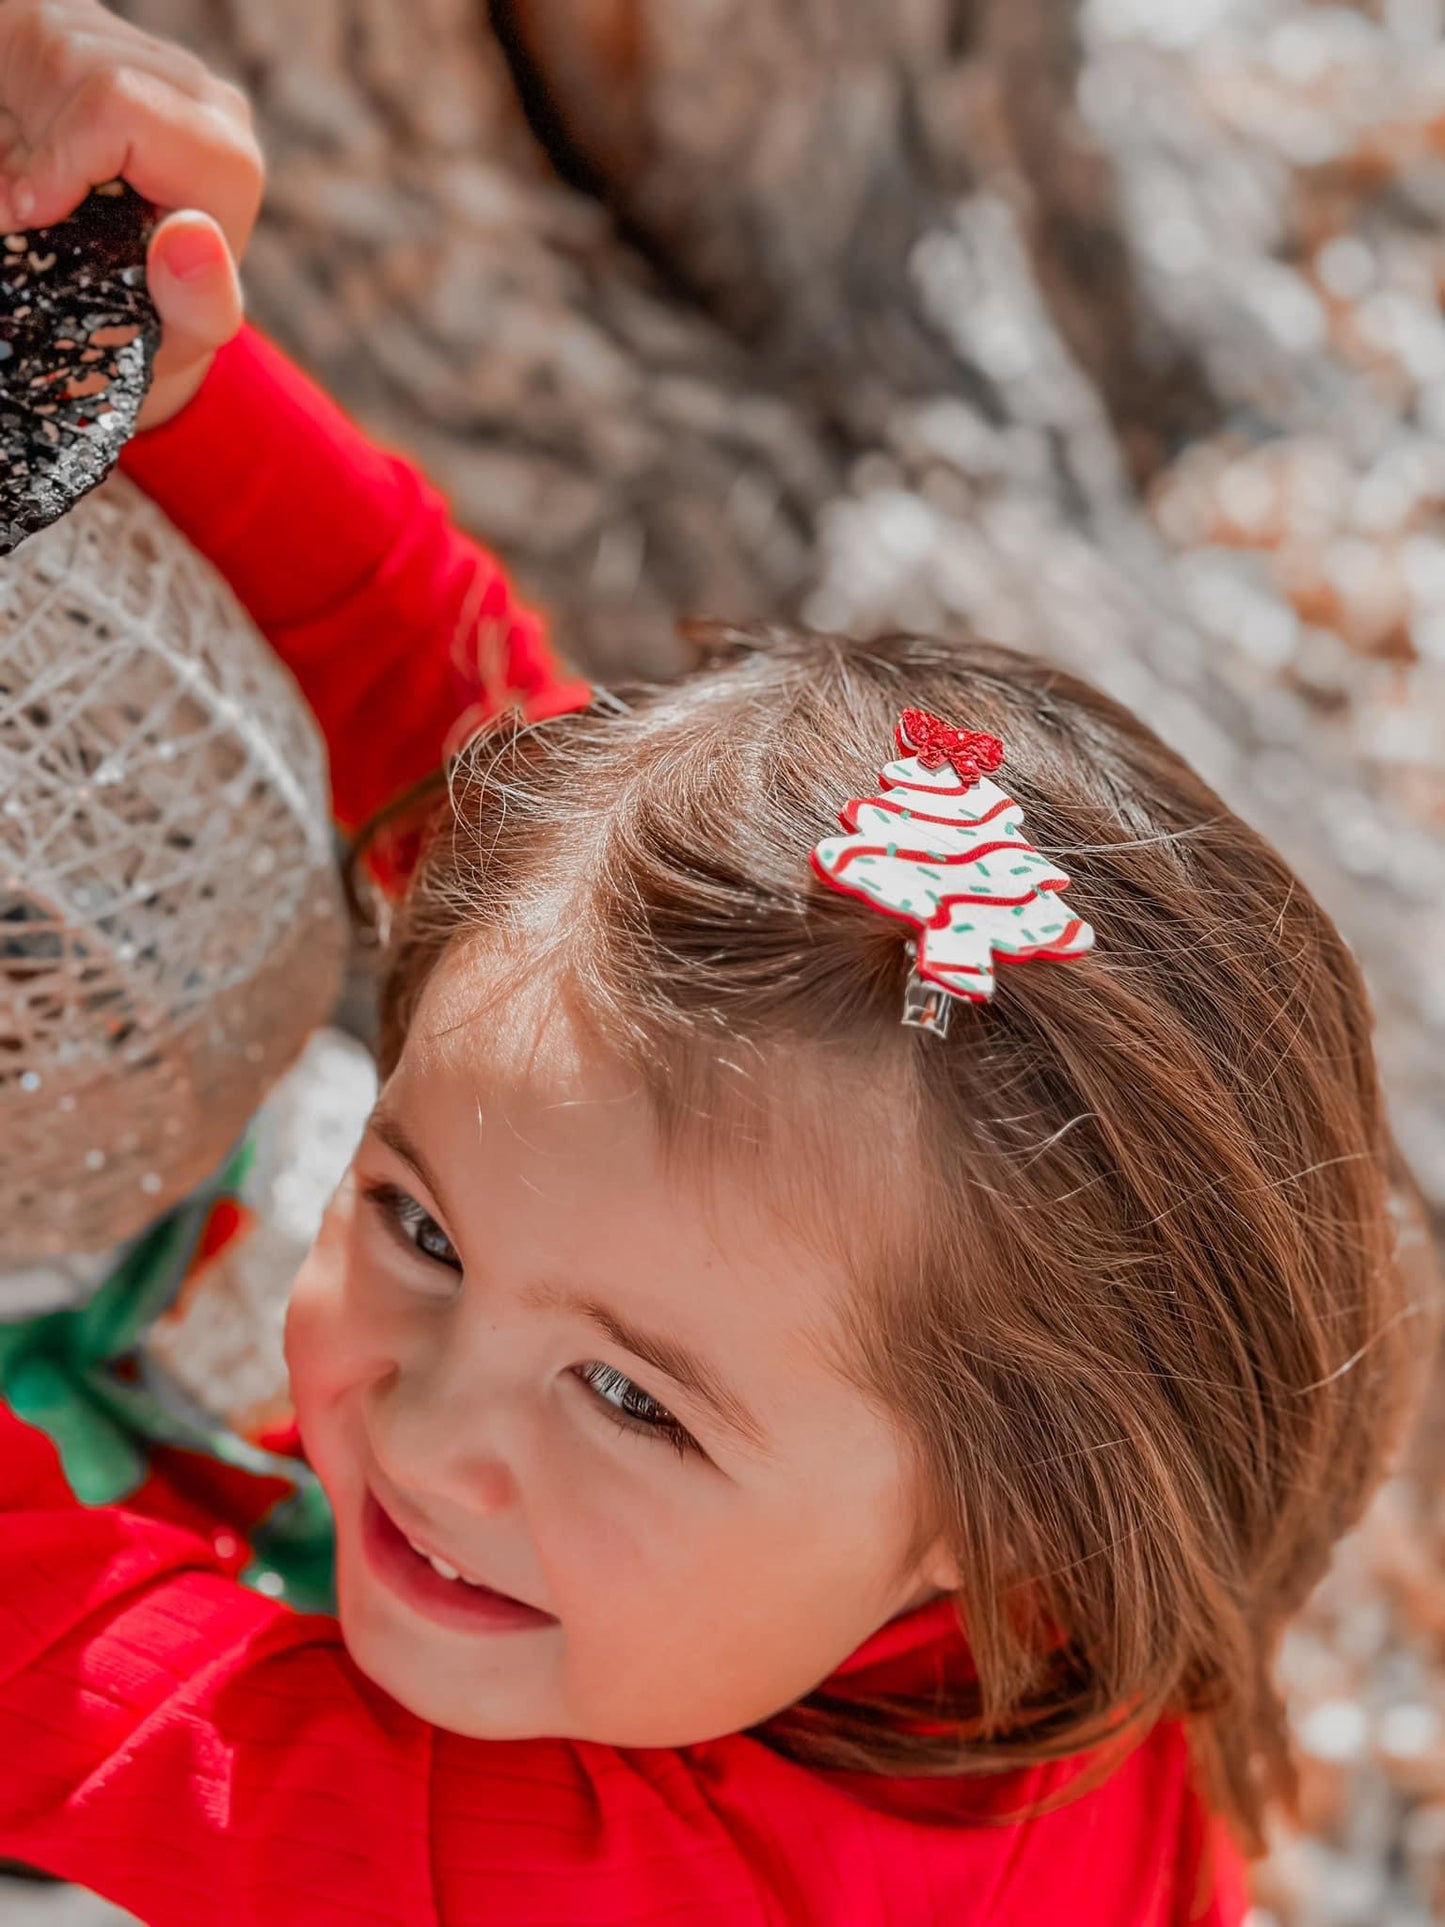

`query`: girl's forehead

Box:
[383,1031,869,1451]
[388,941,924,1386]
[411,940,595,1086]
[405,937,923,1250]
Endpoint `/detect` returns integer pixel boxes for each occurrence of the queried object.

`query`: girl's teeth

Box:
[406,1536,464,1583]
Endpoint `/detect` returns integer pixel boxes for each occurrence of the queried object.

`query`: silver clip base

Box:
[902,967,953,1036]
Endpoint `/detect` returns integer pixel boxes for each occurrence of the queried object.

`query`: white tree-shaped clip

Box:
[811,710,1094,1032]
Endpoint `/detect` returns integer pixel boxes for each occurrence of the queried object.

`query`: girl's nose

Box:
[366,1373,520,1518]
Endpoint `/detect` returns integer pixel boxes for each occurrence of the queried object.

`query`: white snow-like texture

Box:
[812,751,1095,1002]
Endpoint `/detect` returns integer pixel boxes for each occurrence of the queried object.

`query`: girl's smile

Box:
[361,1488,559,1634]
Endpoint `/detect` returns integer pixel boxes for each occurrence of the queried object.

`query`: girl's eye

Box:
[362,1180,462,1275]
[574,1361,699,1460]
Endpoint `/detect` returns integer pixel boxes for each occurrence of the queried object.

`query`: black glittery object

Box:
[0,182,160,556]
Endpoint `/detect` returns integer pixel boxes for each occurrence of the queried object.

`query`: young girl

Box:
[0,8,1423,1924]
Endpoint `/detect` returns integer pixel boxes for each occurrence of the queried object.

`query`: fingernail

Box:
[160,221,218,281]
[12,180,35,225]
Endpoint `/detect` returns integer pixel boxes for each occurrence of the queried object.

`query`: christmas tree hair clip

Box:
[810,709,1095,1035]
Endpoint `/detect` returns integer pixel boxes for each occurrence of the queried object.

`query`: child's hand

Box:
[0,0,264,428]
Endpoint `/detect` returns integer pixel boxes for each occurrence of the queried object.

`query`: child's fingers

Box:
[146,210,244,362]
[6,14,228,115]
[0,1,250,225]
[135,210,245,431]
[9,66,261,255]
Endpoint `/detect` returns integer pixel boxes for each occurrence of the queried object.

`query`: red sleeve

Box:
[118,327,592,831]
[0,1405,768,1926]
[0,1402,1242,1926]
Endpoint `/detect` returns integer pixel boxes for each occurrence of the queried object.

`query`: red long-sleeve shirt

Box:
[120,326,592,830]
[0,333,1249,1925]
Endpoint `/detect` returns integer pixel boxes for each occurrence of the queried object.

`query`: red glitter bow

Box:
[897,709,1005,782]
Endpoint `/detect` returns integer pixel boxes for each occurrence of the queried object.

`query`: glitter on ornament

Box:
[0,183,160,554]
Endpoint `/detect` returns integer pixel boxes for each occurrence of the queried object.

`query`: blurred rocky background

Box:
[30,2,1443,1922]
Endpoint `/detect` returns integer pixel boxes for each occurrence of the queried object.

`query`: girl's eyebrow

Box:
[368,1105,451,1215]
[526,1284,768,1453]
[366,1103,769,1453]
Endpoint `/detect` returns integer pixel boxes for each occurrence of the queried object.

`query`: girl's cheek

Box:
[285,1182,385,1406]
[529,1427,697,1614]
[285,1266,348,1412]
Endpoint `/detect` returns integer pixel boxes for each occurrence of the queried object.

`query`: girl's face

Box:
[286,946,951,1745]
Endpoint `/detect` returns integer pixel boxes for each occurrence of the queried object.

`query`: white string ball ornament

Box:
[0,474,346,1261]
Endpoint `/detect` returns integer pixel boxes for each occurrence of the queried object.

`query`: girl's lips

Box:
[360,1490,557,1634]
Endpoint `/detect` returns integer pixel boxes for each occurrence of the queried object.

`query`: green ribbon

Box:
[0,1136,336,1614]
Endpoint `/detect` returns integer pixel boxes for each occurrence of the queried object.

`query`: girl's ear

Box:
[916,1535,962,1599]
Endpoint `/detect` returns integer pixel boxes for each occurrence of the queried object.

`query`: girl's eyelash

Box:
[574,1362,699,1460]
[361,1180,462,1274]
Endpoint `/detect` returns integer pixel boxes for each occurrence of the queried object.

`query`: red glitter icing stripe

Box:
[840,791,1017,832]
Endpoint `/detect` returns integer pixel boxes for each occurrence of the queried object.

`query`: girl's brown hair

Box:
[355,623,1425,1849]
